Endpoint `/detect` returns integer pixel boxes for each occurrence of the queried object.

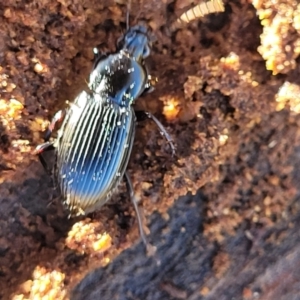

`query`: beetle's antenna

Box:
[131,0,143,26]
[126,0,131,30]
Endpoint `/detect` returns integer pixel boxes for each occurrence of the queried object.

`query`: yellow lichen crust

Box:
[253,0,300,75]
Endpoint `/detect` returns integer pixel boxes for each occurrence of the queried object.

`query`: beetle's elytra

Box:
[36,24,175,245]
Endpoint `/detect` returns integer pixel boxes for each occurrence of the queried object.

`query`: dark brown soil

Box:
[1,0,300,299]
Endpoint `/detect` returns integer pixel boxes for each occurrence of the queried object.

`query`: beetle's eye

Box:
[125,30,136,43]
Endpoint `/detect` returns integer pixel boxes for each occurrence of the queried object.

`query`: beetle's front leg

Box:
[135,110,176,156]
[91,47,108,70]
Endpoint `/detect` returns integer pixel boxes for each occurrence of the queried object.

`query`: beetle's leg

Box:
[35,141,58,208]
[35,141,55,154]
[92,47,108,70]
[135,110,176,156]
[93,47,107,60]
[34,141,55,174]
[44,110,65,141]
[124,171,147,247]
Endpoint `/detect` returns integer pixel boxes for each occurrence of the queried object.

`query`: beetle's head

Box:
[117,24,153,61]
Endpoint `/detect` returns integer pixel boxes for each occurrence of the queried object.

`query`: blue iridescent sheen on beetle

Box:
[54,25,153,215]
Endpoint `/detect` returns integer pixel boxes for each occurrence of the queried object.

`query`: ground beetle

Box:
[35,24,175,246]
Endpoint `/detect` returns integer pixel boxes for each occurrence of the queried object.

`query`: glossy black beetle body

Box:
[55,25,152,216]
[36,25,174,220]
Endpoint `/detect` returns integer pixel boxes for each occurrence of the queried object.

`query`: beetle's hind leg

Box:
[124,172,148,247]
[34,141,55,174]
[34,109,65,173]
[34,141,59,208]
[135,110,176,156]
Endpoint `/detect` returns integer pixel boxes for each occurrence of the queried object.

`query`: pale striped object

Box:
[171,0,225,31]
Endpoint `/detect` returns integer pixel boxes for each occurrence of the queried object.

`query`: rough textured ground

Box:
[0,0,300,299]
